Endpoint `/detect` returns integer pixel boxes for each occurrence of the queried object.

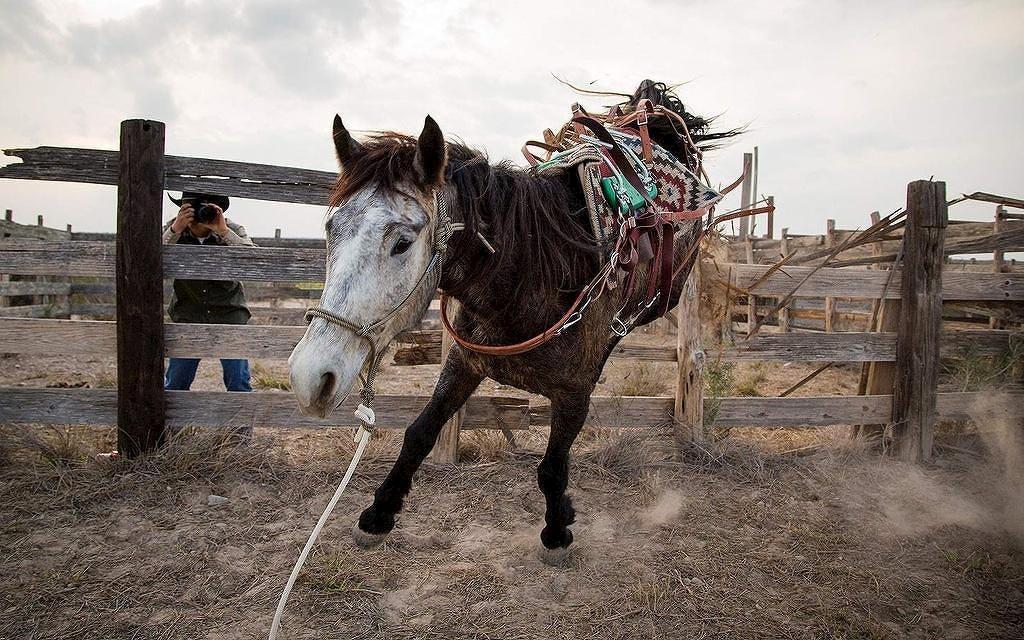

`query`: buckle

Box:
[610,316,630,337]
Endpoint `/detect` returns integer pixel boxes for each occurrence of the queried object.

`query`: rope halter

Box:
[303,189,454,435]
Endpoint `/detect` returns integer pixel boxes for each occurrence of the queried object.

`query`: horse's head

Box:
[289,115,448,418]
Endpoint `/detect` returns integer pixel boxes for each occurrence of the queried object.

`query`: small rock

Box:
[207,494,229,507]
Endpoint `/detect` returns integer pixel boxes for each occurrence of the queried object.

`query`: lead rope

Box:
[268,191,453,640]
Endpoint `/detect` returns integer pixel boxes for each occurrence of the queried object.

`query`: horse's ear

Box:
[413,115,447,187]
[332,114,362,167]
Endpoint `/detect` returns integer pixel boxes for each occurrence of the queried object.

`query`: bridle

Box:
[303,189,455,431]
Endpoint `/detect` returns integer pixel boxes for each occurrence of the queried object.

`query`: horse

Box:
[288,81,736,563]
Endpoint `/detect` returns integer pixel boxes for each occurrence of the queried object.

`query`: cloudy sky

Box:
[0,0,1021,239]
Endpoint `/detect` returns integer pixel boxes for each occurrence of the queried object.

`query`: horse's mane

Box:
[575,79,742,160]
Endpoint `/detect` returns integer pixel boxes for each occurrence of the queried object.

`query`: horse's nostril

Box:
[315,371,337,408]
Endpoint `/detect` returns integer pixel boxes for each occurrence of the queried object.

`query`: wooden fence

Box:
[727,207,1023,333]
[1,120,1022,462]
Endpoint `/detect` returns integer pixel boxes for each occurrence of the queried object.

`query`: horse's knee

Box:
[537,460,567,495]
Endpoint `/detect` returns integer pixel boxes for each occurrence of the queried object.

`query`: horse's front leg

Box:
[353,349,483,547]
[536,391,590,564]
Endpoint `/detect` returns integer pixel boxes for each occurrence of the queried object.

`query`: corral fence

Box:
[724,208,1022,334]
[1,119,1021,462]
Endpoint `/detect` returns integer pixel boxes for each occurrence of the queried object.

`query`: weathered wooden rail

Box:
[2,122,1022,464]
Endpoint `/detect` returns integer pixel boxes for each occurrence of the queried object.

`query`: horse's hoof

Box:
[352,523,389,549]
[537,544,573,566]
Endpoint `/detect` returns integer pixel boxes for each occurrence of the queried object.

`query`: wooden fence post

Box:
[854,211,894,444]
[116,119,167,457]
[891,180,947,462]
[766,195,774,239]
[779,228,790,333]
[824,219,837,332]
[991,205,1006,330]
[744,238,756,336]
[855,299,900,443]
[865,211,883,331]
[0,210,9,309]
[432,298,462,463]
[738,152,753,240]
[674,266,704,446]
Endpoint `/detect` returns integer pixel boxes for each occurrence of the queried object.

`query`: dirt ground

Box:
[1,331,1022,639]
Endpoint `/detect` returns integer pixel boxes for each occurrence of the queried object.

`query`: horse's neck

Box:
[441,173,592,331]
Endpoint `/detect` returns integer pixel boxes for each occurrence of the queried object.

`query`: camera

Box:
[184,198,219,224]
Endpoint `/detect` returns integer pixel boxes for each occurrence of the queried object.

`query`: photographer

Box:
[163,191,255,393]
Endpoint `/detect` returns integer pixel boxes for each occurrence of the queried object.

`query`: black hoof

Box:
[357,506,395,536]
[541,524,574,550]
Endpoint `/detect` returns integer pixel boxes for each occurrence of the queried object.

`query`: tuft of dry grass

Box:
[579,429,662,481]
[251,363,292,391]
[15,426,90,470]
[732,362,768,397]
[0,425,292,508]
[459,429,512,462]
[91,370,117,389]
[944,332,1023,392]
[613,363,669,397]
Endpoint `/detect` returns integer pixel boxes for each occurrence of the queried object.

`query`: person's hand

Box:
[208,204,229,237]
[170,202,194,233]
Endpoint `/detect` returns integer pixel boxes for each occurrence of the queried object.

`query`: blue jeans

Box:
[165,358,253,392]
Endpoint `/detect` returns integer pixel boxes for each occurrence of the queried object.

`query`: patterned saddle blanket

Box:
[533,128,723,262]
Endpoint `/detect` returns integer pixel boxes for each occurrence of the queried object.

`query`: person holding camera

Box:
[163,191,256,393]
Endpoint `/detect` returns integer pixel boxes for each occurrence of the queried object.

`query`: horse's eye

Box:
[390,237,414,256]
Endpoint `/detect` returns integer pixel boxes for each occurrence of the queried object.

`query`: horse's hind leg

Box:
[536,391,589,564]
[354,349,482,546]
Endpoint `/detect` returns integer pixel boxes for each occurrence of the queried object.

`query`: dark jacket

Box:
[162,219,255,324]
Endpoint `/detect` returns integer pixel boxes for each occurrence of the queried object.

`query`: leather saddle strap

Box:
[521,140,561,166]
[439,279,597,356]
[656,222,675,316]
[571,116,651,201]
[636,99,655,165]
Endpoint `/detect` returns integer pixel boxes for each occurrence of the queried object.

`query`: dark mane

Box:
[330,135,599,314]
[567,78,742,162]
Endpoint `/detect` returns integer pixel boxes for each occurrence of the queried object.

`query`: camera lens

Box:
[196,204,217,223]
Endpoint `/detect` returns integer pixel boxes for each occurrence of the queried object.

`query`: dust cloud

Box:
[641,490,686,526]
[844,393,1023,545]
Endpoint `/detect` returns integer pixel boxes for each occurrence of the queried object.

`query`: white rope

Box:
[268,425,373,640]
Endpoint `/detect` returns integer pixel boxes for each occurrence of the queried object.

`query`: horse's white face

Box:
[289,115,447,418]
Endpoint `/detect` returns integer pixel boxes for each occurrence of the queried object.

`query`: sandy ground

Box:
[1,328,1022,639]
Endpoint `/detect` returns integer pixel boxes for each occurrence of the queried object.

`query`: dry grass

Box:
[1,423,1022,639]
[944,332,1024,392]
[613,363,669,396]
[732,361,768,397]
[458,429,512,462]
[90,370,117,389]
[251,362,292,391]
[579,429,667,481]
